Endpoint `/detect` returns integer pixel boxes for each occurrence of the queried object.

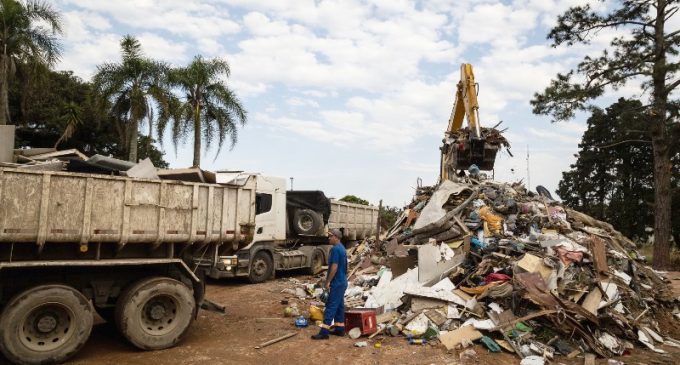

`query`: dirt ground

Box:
[10,272,680,365]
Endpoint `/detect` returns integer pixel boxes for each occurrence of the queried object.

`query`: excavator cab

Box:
[440,64,507,180]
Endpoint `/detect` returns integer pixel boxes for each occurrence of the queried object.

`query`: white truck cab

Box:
[209,172,379,283]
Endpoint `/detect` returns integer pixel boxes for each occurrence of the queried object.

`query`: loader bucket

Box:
[452,137,499,171]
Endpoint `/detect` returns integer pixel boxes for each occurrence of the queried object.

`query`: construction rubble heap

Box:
[285,176,680,363]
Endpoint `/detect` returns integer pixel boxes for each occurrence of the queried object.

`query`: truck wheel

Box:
[0,285,93,365]
[248,251,273,283]
[115,277,195,351]
[293,209,323,235]
[307,248,325,275]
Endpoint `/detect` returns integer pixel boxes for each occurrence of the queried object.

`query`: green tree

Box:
[162,56,246,167]
[93,35,174,162]
[11,69,169,167]
[531,1,679,269]
[557,98,655,240]
[339,195,370,205]
[13,70,121,156]
[0,0,63,125]
[380,205,402,230]
[137,135,169,168]
[53,101,82,149]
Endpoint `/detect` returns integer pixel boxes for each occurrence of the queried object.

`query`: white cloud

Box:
[137,33,189,65]
[58,0,240,40]
[286,97,320,108]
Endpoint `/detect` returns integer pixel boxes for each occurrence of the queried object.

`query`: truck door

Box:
[253,176,287,241]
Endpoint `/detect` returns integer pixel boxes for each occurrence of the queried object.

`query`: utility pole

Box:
[289,177,294,191]
[526,145,531,191]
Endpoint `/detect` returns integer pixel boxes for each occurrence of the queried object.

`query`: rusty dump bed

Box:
[0,168,257,250]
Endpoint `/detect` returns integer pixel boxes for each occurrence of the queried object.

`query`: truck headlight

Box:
[221,257,238,266]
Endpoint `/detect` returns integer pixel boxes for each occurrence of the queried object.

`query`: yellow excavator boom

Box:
[440,63,505,181]
[447,63,481,138]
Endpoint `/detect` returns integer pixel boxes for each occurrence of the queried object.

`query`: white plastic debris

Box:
[598,281,620,309]
[404,312,430,334]
[365,268,421,311]
[447,304,461,319]
[376,270,393,287]
[519,355,545,365]
[354,341,367,347]
[613,270,632,285]
[642,327,664,343]
[461,318,495,330]
[598,332,625,355]
[431,277,455,291]
[487,302,504,314]
[638,330,666,353]
[344,286,364,298]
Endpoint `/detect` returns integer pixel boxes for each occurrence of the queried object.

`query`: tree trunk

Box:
[0,55,10,125]
[651,0,672,270]
[129,119,139,163]
[192,111,201,167]
[651,121,672,269]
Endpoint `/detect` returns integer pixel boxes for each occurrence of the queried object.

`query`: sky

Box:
[51,0,665,207]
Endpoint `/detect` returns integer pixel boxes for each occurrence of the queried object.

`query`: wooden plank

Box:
[254,332,297,349]
[591,236,609,274]
[440,325,482,350]
[582,287,602,316]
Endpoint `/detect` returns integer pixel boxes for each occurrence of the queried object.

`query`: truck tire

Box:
[307,248,325,275]
[293,209,323,235]
[115,277,195,351]
[248,251,273,283]
[0,285,93,365]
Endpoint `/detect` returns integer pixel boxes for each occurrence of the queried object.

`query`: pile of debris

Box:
[2,147,219,183]
[286,176,680,362]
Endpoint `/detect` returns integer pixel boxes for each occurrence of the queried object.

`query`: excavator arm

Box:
[447,63,481,139]
[440,63,504,181]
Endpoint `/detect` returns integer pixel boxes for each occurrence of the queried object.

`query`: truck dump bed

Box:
[329,199,378,241]
[0,168,256,250]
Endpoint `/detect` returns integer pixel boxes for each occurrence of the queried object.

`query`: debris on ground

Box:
[284,175,680,361]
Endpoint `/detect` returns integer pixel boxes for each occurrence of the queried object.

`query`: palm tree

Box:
[0,0,63,125]
[93,35,174,162]
[162,56,247,167]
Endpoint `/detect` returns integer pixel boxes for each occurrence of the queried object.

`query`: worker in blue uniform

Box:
[312,228,348,340]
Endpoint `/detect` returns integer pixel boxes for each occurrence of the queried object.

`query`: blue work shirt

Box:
[328,243,347,287]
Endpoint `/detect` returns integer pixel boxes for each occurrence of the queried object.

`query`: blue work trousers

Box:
[323,284,347,327]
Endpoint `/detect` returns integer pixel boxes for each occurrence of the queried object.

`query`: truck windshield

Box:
[256,193,272,215]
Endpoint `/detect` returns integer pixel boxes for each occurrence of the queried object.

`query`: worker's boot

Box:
[331,325,345,336]
[311,328,330,340]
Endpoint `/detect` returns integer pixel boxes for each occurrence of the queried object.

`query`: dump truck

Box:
[0,167,257,365]
[204,172,379,283]
[0,167,377,364]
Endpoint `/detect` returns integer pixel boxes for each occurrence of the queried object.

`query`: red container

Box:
[344,309,377,335]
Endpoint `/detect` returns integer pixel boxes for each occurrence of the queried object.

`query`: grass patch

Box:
[637,244,680,269]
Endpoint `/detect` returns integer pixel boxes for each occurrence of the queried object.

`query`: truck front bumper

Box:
[207,256,248,279]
